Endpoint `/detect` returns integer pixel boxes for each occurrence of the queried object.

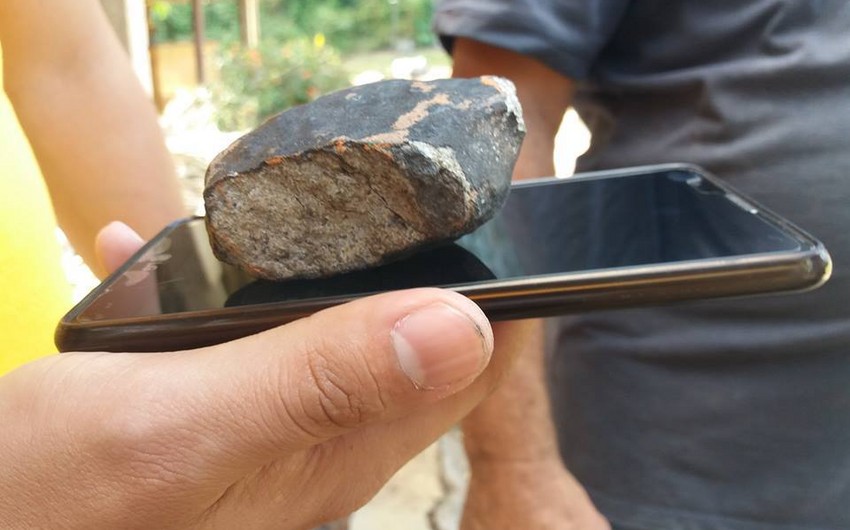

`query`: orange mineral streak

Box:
[411,81,435,93]
[479,76,501,89]
[361,142,394,159]
[393,93,450,130]
[363,93,451,144]
[333,137,348,154]
[362,130,408,144]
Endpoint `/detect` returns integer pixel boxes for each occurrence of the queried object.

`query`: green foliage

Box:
[150,0,240,43]
[151,0,436,131]
[149,0,436,52]
[209,39,350,131]
[261,0,436,52]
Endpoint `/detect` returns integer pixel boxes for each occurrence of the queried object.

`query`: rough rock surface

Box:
[204,76,525,280]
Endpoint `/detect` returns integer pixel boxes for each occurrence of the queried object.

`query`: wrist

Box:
[462,431,563,465]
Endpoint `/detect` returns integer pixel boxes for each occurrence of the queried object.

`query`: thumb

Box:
[94,221,146,276]
[150,287,493,469]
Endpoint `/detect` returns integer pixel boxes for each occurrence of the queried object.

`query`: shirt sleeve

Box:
[433,0,632,79]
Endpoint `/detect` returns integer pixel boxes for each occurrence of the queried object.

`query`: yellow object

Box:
[0,43,73,375]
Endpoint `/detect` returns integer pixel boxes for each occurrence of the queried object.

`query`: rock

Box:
[204,76,525,280]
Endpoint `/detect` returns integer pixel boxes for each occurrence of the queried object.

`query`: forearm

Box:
[452,38,574,461]
[463,319,562,460]
[1,0,185,274]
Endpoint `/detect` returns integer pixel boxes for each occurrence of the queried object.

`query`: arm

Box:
[452,39,608,529]
[453,37,570,462]
[0,0,185,276]
[453,39,573,184]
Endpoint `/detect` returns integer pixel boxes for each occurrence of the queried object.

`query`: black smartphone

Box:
[56,164,831,352]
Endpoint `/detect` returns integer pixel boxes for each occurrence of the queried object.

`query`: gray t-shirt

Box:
[435,2,850,529]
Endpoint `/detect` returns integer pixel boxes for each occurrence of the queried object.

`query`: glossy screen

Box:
[75,169,801,322]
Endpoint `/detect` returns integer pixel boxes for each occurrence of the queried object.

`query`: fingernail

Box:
[391,301,494,390]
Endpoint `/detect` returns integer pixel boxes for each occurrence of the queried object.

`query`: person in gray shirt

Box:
[435,2,850,529]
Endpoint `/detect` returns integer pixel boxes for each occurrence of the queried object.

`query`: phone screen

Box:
[74,168,803,323]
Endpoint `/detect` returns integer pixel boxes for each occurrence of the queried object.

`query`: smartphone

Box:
[56,164,831,352]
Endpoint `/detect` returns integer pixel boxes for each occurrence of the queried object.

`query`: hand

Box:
[461,456,610,530]
[0,264,508,528]
[94,220,147,276]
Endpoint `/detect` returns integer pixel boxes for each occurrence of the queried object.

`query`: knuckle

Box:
[293,335,390,433]
[87,385,200,489]
[96,403,176,464]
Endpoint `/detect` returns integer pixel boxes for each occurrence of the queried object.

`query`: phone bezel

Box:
[56,163,832,352]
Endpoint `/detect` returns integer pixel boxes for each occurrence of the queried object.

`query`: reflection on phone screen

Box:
[225,244,494,306]
[75,169,802,322]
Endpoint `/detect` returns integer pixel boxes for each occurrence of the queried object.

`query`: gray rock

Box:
[204,77,525,280]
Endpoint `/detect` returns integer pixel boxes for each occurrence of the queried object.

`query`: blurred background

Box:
[148,0,445,128]
[98,0,588,219]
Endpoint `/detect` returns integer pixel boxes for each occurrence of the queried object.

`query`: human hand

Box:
[0,250,506,528]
